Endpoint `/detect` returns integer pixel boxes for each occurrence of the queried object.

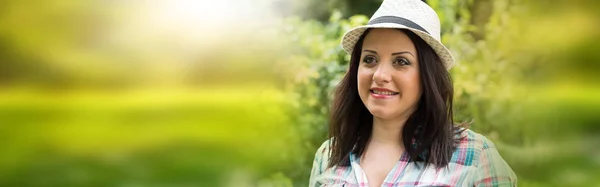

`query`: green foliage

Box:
[268,11,369,186]
[284,0,381,21]
[0,0,598,186]
[268,0,600,186]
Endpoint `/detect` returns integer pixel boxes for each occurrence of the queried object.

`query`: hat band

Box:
[368,16,429,34]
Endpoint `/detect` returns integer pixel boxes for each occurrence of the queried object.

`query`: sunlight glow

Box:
[103,0,275,65]
[149,0,245,29]
[138,0,263,43]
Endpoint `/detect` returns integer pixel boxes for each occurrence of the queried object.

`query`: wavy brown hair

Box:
[327,29,464,169]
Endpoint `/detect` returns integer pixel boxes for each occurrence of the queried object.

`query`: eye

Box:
[393,57,411,66]
[362,55,377,64]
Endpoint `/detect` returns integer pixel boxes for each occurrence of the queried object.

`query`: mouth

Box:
[370,89,399,96]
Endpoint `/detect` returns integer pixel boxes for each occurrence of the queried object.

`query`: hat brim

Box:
[341,23,455,70]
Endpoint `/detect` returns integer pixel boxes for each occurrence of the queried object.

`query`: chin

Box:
[367,108,395,120]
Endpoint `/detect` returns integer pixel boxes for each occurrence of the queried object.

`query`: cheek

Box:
[398,71,421,98]
[357,67,373,89]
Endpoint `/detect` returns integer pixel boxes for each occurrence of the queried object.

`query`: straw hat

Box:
[341,0,455,70]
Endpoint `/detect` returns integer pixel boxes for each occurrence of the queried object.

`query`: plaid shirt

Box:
[309,129,517,187]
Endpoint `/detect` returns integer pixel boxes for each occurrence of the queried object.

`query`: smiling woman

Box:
[309,0,517,186]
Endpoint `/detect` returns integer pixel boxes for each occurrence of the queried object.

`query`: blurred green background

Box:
[0,0,598,186]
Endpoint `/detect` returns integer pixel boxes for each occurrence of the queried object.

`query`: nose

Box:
[373,63,391,84]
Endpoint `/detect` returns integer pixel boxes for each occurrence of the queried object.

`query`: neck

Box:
[369,116,408,147]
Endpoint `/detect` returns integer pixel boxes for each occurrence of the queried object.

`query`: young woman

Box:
[309,0,517,186]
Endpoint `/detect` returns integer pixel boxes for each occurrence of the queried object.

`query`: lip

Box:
[370,87,399,99]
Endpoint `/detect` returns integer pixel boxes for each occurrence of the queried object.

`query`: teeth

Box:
[373,90,396,95]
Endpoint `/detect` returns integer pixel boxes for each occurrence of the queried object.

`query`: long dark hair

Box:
[328,29,464,169]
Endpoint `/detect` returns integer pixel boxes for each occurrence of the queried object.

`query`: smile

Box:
[370,89,399,96]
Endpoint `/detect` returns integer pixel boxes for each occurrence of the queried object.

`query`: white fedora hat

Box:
[341,0,455,70]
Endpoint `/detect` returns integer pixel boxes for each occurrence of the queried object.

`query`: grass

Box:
[0,86,295,186]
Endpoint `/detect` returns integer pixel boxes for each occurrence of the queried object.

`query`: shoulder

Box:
[451,128,504,167]
[309,139,334,186]
[456,128,496,151]
[454,128,517,186]
[313,138,333,164]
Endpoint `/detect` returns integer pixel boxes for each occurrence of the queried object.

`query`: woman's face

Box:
[357,29,422,121]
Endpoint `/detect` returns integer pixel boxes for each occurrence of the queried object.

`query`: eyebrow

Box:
[363,49,415,58]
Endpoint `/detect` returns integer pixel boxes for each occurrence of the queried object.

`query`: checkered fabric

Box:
[309,129,517,187]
